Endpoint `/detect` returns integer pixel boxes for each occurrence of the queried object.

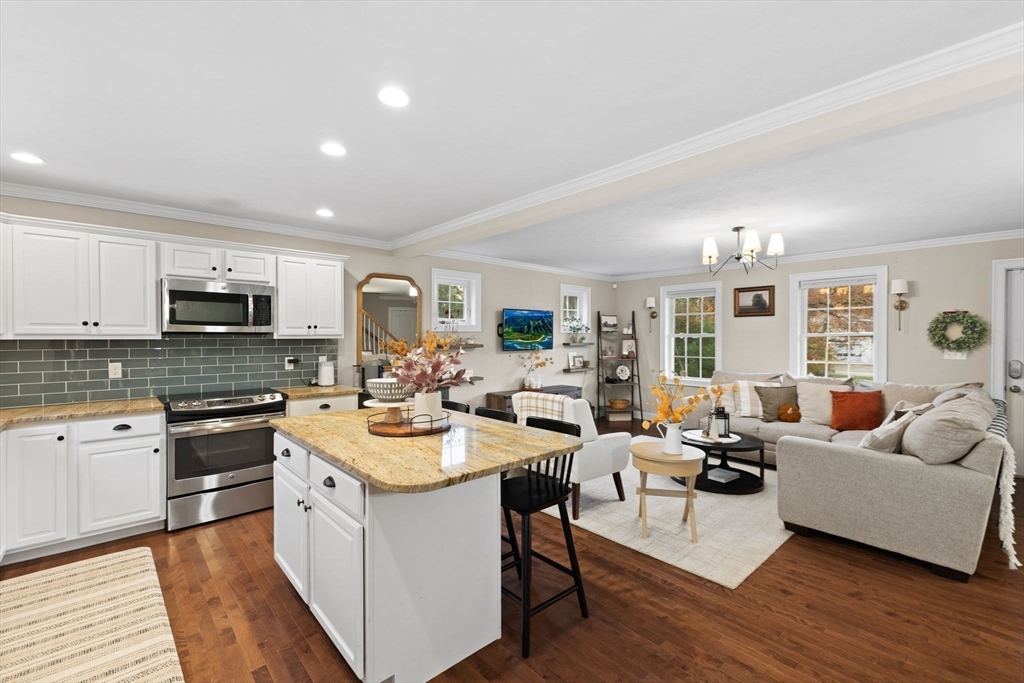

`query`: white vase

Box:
[657,422,683,455]
[414,391,443,424]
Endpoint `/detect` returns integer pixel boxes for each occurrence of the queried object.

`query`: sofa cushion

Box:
[720,380,779,418]
[754,385,798,423]
[857,411,917,453]
[783,372,853,388]
[711,370,784,386]
[758,420,837,445]
[856,381,984,416]
[901,392,997,464]
[798,382,851,426]
[831,429,871,446]
[831,390,884,431]
[725,416,762,440]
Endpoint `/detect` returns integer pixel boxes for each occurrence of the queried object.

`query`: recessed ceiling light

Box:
[10,152,45,164]
[378,87,410,108]
[316,208,334,218]
[320,142,347,156]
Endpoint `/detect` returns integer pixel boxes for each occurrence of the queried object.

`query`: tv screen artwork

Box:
[502,309,554,351]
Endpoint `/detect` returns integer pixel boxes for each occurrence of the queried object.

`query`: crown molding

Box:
[391,23,1024,253]
[428,249,615,282]
[0,182,391,251]
[607,229,1024,282]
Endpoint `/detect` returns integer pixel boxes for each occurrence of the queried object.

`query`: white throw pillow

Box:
[719,380,778,418]
[858,411,918,453]
[797,382,851,426]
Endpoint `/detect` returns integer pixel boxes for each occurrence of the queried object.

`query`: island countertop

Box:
[270,409,583,493]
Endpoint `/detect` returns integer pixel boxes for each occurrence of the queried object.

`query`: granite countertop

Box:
[0,397,165,432]
[270,409,583,493]
[277,385,362,399]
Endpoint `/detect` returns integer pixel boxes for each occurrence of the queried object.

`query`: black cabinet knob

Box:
[304,504,311,512]
[212,266,217,271]
[153,448,160,453]
[56,435,64,441]
[313,325,318,329]
[82,321,88,326]
[280,448,291,457]
[296,498,304,507]
[92,322,99,326]
[307,325,312,329]
[323,476,336,488]
[320,404,331,410]
[227,267,233,272]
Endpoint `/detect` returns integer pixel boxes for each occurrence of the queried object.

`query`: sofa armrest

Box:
[776,436,998,574]
[571,432,631,483]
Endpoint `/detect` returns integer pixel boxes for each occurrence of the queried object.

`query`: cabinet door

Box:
[77,438,164,535]
[90,234,159,337]
[311,260,344,337]
[309,490,364,679]
[225,249,275,284]
[286,394,359,417]
[274,463,310,602]
[11,225,91,336]
[0,433,7,563]
[5,424,68,550]
[161,243,221,279]
[276,256,312,337]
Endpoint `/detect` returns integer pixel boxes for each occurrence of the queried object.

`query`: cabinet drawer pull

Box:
[323,476,336,488]
[304,504,311,512]
[280,448,291,457]
[319,403,331,410]
[154,448,160,453]
[56,435,65,441]
[92,321,99,326]
[82,321,88,326]
[112,424,132,431]
[296,498,304,507]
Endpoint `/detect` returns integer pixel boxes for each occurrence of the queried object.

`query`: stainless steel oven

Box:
[162,278,274,334]
[166,391,284,530]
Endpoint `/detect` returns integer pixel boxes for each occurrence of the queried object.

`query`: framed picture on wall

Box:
[567,352,585,369]
[734,285,775,317]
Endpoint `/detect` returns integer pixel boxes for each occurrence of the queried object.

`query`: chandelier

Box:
[702,226,784,275]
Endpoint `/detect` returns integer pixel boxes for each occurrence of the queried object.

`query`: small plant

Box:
[391,331,471,394]
[378,337,411,360]
[519,350,554,374]
[564,317,591,334]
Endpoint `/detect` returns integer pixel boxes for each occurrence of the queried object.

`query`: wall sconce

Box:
[891,279,909,331]
[645,296,657,332]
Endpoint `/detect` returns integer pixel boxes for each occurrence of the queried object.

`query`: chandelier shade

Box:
[701,226,785,275]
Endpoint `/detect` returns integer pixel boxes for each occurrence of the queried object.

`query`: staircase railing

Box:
[362,309,398,354]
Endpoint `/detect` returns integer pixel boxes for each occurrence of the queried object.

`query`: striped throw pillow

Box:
[720,381,779,418]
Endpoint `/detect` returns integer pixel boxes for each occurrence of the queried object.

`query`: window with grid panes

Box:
[660,281,722,384]
[436,282,466,322]
[559,284,590,333]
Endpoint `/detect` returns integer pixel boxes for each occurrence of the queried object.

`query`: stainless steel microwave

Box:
[162,278,274,333]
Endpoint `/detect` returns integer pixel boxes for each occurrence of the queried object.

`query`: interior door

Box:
[11,225,91,336]
[1004,267,1023,473]
[90,234,159,337]
[388,307,417,345]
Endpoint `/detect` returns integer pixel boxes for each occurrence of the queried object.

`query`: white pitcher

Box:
[656,422,683,455]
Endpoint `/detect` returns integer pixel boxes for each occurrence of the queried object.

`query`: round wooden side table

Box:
[629,440,706,541]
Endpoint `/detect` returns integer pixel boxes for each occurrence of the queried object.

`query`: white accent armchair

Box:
[513,394,631,519]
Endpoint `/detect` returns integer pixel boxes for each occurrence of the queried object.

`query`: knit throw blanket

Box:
[513,391,569,422]
[987,400,1020,570]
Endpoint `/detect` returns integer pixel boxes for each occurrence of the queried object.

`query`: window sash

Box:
[660,281,722,386]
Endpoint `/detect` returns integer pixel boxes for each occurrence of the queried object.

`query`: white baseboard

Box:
[1,520,166,567]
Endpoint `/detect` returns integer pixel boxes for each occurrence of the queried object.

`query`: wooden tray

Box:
[367,412,451,437]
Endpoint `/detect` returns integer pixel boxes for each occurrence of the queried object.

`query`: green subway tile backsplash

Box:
[0,335,336,407]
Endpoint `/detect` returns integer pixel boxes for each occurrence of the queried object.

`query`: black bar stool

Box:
[501,416,588,658]
[442,400,470,414]
[474,406,517,423]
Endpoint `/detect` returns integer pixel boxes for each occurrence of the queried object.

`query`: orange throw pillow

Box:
[831,390,884,431]
[778,404,801,423]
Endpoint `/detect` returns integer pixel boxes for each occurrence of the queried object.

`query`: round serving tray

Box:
[682,429,741,444]
[367,409,452,437]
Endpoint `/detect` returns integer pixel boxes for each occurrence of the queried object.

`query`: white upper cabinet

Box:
[161,243,221,279]
[10,226,157,338]
[90,234,159,337]
[225,249,275,284]
[276,256,344,338]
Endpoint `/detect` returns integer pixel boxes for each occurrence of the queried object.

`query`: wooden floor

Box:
[3,420,1022,683]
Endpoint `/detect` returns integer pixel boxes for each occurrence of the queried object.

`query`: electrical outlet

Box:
[108,362,122,379]
[284,357,296,370]
[319,355,327,363]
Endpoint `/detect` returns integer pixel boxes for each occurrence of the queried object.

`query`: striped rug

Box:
[0,547,184,683]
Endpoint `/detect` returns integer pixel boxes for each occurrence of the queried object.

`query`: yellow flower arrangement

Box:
[378,337,411,359]
[640,373,738,430]
[421,330,455,354]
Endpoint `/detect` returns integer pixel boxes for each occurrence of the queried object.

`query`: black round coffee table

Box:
[671,431,765,495]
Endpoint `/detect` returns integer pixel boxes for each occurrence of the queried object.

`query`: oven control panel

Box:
[169,392,283,412]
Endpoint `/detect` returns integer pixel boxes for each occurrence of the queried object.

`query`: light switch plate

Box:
[943,350,967,361]
[108,362,122,379]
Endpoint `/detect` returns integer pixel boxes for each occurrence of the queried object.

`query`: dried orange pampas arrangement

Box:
[641,372,710,430]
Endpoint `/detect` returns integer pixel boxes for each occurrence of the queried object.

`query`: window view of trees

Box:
[437,282,466,321]
[672,295,716,379]
[804,283,875,380]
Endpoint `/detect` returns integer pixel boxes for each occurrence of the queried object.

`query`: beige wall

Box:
[0,196,614,410]
[614,238,1024,417]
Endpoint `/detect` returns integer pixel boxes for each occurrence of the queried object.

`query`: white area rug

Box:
[543,461,792,589]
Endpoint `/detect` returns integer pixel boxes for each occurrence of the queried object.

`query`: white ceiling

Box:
[1,1,1022,267]
[448,94,1024,278]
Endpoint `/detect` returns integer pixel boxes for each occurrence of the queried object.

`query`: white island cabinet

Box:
[270,410,582,683]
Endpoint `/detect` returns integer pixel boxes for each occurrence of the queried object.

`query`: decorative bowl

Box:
[366,378,413,402]
[608,398,630,410]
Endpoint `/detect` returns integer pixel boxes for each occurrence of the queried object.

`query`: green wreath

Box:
[926,310,988,352]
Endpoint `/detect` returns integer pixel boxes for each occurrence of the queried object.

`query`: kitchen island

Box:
[269,409,582,683]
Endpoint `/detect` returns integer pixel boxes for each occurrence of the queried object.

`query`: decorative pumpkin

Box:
[779,404,801,423]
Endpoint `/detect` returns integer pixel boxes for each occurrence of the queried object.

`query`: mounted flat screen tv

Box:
[501,308,554,351]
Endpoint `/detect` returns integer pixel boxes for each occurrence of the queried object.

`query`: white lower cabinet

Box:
[77,437,164,536]
[310,489,364,679]
[273,443,365,679]
[273,463,310,601]
[4,424,68,551]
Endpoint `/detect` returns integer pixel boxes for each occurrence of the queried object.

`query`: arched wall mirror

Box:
[357,273,422,364]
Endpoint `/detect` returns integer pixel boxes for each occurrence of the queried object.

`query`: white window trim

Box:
[789,265,888,382]
[431,268,482,332]
[559,284,591,333]
[660,281,723,387]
